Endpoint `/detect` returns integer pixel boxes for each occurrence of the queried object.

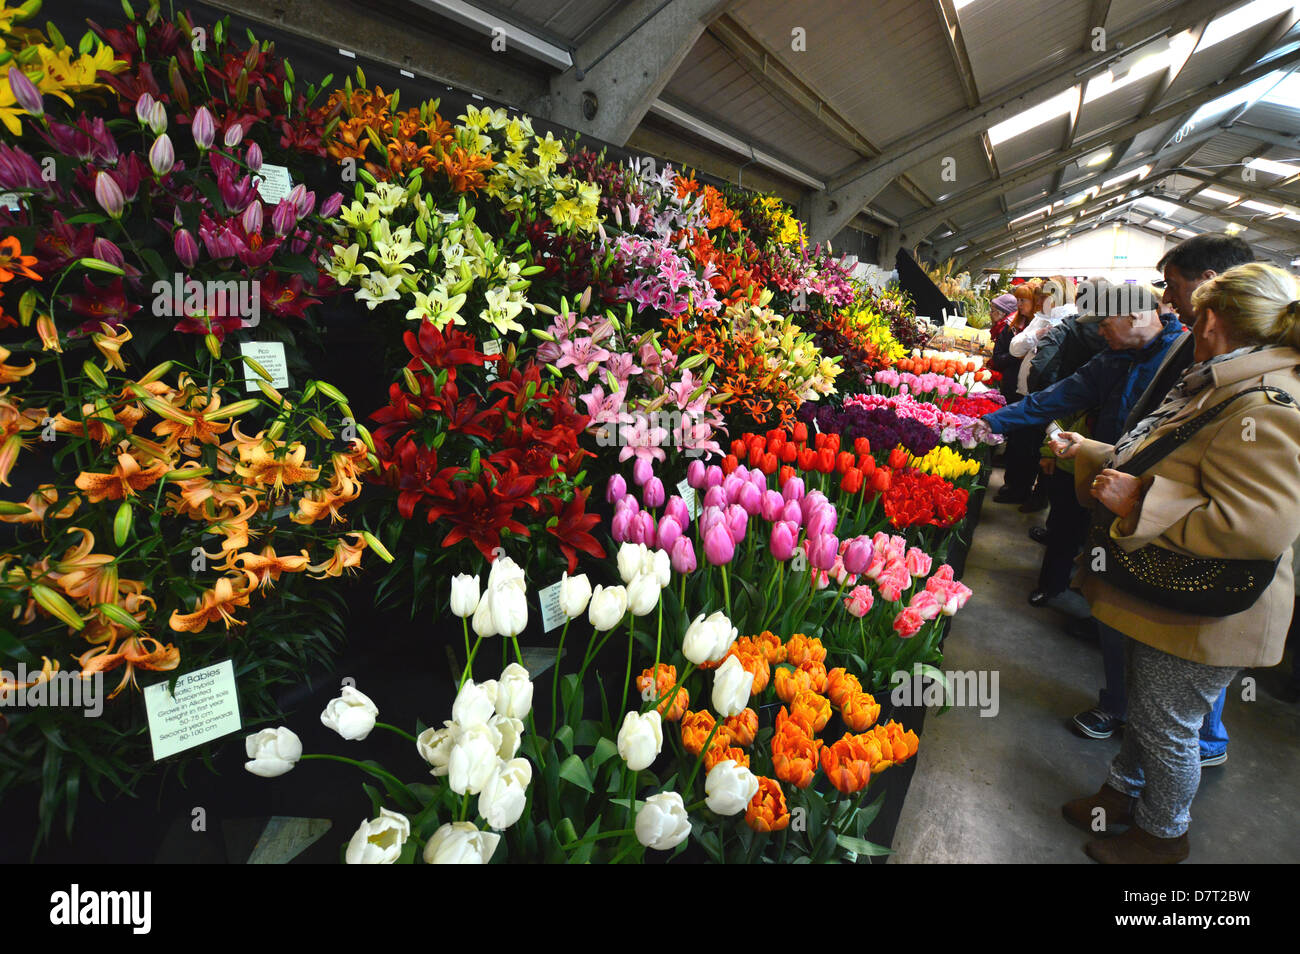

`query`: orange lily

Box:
[236,545,311,589]
[235,439,321,494]
[79,635,181,698]
[168,572,256,632]
[307,532,366,578]
[0,345,35,384]
[74,451,169,502]
[0,655,59,700]
[92,322,132,372]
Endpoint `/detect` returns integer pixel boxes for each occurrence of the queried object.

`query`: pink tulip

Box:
[704,465,723,489]
[632,457,653,486]
[809,533,839,571]
[769,521,797,561]
[610,509,632,543]
[635,512,656,545]
[760,489,785,522]
[703,523,735,566]
[842,537,874,576]
[904,547,933,578]
[737,481,761,517]
[909,590,942,621]
[643,476,665,508]
[724,504,748,543]
[805,504,837,541]
[844,585,874,618]
[606,473,627,504]
[702,485,726,510]
[615,493,640,515]
[781,476,805,503]
[893,607,926,639]
[722,473,745,505]
[664,496,689,529]
[686,460,706,489]
[670,536,697,574]
[656,514,682,553]
[781,499,803,527]
[699,505,726,538]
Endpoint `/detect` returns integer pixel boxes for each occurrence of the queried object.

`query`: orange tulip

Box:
[703,743,749,772]
[680,709,728,755]
[820,733,875,794]
[745,776,791,833]
[841,691,882,732]
[783,633,826,668]
[774,659,828,703]
[771,715,820,789]
[753,630,785,664]
[637,663,689,721]
[723,707,758,747]
[724,645,770,694]
[825,667,863,708]
[789,689,831,733]
[861,720,920,770]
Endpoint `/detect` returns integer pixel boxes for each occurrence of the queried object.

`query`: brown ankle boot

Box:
[1086,825,1189,864]
[1062,784,1135,833]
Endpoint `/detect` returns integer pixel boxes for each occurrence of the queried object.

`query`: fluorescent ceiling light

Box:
[1147,220,1176,231]
[953,0,980,8]
[1225,222,1245,234]
[1200,187,1242,202]
[1137,197,1180,216]
[1242,199,1285,213]
[1010,205,1051,224]
[1103,166,1150,189]
[1198,0,1298,52]
[408,0,573,68]
[1245,156,1300,177]
[988,86,1079,146]
[1084,31,1197,104]
[1085,149,1113,166]
[1176,228,1198,236]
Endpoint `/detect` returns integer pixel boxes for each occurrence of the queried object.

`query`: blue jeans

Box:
[1097,623,1228,757]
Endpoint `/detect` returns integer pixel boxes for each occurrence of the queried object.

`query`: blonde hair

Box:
[1044,275,1076,307]
[1191,263,1300,350]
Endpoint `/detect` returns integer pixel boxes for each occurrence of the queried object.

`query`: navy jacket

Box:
[985,316,1185,444]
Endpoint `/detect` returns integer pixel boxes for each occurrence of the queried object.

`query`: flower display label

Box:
[481,338,502,382]
[252,163,294,205]
[240,341,290,391]
[0,193,20,211]
[676,480,700,518]
[538,579,566,633]
[143,659,242,760]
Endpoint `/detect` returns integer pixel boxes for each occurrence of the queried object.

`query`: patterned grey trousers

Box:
[1106,637,1239,838]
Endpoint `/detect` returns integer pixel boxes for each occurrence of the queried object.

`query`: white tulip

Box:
[616,709,663,771]
[651,548,671,588]
[635,792,692,850]
[487,555,526,592]
[487,580,529,638]
[451,680,496,728]
[617,541,649,584]
[479,758,532,830]
[243,727,302,778]
[490,714,524,760]
[450,574,480,618]
[711,655,754,718]
[477,679,500,711]
[682,610,736,666]
[588,584,628,630]
[320,685,379,741]
[447,722,503,795]
[558,572,592,618]
[416,723,459,776]
[344,808,409,864]
[704,760,759,816]
[626,572,661,617]
[471,592,499,638]
[494,663,533,720]
[423,821,501,864]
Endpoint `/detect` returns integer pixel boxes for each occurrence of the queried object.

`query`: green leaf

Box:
[553,724,574,754]
[589,736,618,770]
[836,833,891,857]
[557,754,594,793]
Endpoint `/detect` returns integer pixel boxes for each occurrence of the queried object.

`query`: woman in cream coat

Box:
[1051,263,1300,864]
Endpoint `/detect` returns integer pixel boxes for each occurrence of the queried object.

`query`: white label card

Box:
[0,192,20,211]
[675,480,699,518]
[241,341,290,391]
[253,163,294,205]
[144,659,242,760]
[482,338,502,382]
[539,579,566,633]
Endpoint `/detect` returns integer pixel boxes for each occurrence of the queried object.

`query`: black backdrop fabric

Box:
[894,248,955,324]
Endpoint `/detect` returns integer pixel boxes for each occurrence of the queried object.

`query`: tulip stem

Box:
[560,827,635,850]
[373,722,418,744]
[652,662,695,716]
[459,791,471,823]
[460,633,483,690]
[653,595,663,674]
[462,619,472,684]
[551,617,571,733]
[837,787,872,836]
[686,722,721,792]
[619,616,634,716]
[299,754,420,808]
[720,563,732,617]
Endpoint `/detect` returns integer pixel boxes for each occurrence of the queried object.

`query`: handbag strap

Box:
[1119,385,1297,476]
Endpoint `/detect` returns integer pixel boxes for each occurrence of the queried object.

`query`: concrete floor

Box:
[891,465,1300,864]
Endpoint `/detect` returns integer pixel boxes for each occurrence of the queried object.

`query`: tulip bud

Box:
[769,520,797,561]
[686,459,706,489]
[617,710,663,772]
[93,171,125,218]
[842,537,874,575]
[669,536,696,575]
[558,572,591,618]
[703,522,735,566]
[642,476,665,508]
[655,514,682,554]
[173,228,199,268]
[711,655,753,718]
[627,572,661,617]
[632,457,653,487]
[191,105,215,149]
[606,473,627,504]
[809,533,840,571]
[724,504,748,543]
[610,509,632,543]
[450,573,480,618]
[737,481,761,517]
[587,584,628,631]
[705,760,759,816]
[148,133,174,175]
[320,685,379,741]
[7,66,41,116]
[704,465,723,489]
[423,822,499,864]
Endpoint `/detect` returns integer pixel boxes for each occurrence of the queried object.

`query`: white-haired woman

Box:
[1052,263,1300,863]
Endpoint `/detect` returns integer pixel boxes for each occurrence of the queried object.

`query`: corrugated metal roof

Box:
[960,0,1090,97]
[1105,0,1185,33]
[1164,22,1276,101]
[482,0,621,44]
[992,114,1074,170]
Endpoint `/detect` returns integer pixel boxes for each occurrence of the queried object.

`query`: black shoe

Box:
[1028,590,1053,607]
[993,489,1028,504]
[1200,751,1228,768]
[1065,616,1099,640]
[1029,526,1050,544]
[1073,707,1124,739]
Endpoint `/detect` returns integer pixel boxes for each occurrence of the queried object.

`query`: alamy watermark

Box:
[151,273,261,327]
[890,664,999,717]
[595,406,711,459]
[1,666,103,717]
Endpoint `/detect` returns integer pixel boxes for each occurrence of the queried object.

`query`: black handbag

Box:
[1086,384,1296,617]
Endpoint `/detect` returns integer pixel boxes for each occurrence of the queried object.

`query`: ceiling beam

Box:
[1151,194,1300,243]
[801,0,1234,242]
[899,46,1300,243]
[1223,121,1300,150]
[931,0,980,109]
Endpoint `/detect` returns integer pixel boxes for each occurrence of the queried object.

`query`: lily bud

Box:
[7,66,41,116]
[173,228,199,268]
[224,123,244,148]
[246,141,263,172]
[191,106,215,149]
[134,92,156,125]
[148,133,174,175]
[147,100,167,134]
[93,172,125,218]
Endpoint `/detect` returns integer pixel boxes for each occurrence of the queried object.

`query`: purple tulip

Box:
[770,521,797,561]
[643,476,666,508]
[737,481,762,517]
[223,123,244,148]
[8,67,42,117]
[806,504,838,540]
[782,476,806,504]
[722,473,745,505]
[781,499,803,527]
[809,533,839,571]
[656,515,682,553]
[670,536,697,575]
[91,238,124,269]
[320,191,343,219]
[842,536,874,575]
[606,473,627,504]
[241,199,263,235]
[191,106,215,149]
[761,489,785,522]
[93,171,125,219]
[611,509,632,543]
[173,228,199,268]
[724,504,748,543]
[632,457,653,487]
[135,93,156,125]
[704,465,723,489]
[687,460,706,489]
[702,485,726,511]
[246,142,263,172]
[271,198,297,236]
[703,523,735,566]
[664,495,689,529]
